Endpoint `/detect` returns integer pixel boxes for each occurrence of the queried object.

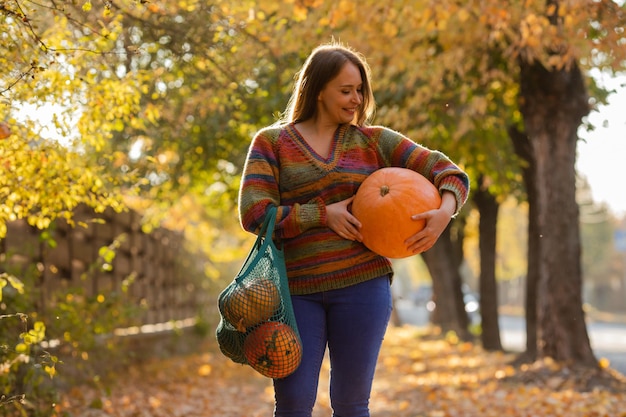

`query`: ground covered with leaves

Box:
[58,326,626,417]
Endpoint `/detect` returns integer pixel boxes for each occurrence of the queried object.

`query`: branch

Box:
[0,1,141,94]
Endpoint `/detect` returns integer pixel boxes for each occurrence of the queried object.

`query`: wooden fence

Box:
[0,204,205,328]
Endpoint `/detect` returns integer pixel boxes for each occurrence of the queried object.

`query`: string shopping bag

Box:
[216,206,302,378]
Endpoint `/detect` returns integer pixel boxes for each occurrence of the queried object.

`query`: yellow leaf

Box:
[148,396,161,408]
[197,364,212,376]
[44,365,57,378]
[598,357,611,369]
[294,4,308,21]
[457,8,470,23]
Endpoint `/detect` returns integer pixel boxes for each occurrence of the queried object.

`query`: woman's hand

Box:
[405,191,457,254]
[326,196,363,242]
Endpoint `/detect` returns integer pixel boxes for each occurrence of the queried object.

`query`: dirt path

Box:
[58,326,626,417]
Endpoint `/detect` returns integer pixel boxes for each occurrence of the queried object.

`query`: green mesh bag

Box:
[216,207,302,378]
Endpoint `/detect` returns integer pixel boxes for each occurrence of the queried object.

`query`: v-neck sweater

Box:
[238,123,469,295]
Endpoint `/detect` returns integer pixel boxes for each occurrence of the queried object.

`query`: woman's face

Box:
[317,62,363,125]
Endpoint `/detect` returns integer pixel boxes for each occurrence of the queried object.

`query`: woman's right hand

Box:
[326,196,363,242]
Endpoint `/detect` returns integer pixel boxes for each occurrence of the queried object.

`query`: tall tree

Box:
[509,126,540,360]
[421,224,471,339]
[473,176,503,350]
[512,0,626,365]
[518,38,595,365]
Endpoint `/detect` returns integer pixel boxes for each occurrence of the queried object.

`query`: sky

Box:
[576,73,626,217]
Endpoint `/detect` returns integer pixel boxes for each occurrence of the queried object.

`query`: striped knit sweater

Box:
[238,123,470,295]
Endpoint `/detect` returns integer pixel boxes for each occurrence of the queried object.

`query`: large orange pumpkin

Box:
[243,321,302,379]
[219,279,281,332]
[352,167,441,258]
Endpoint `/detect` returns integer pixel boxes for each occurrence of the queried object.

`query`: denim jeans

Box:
[273,275,393,417]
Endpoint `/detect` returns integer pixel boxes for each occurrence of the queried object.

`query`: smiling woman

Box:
[237,41,470,417]
[577,74,626,216]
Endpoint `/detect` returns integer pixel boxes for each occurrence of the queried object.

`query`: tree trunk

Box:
[509,126,539,361]
[390,296,402,327]
[518,57,596,366]
[421,223,472,341]
[473,176,502,351]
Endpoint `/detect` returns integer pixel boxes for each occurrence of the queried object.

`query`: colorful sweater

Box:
[238,123,469,295]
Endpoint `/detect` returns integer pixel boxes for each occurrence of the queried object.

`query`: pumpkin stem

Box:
[380,185,390,197]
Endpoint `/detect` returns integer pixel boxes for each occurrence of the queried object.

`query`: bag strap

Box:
[255,206,277,249]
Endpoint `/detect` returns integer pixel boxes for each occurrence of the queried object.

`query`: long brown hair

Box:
[283,42,376,126]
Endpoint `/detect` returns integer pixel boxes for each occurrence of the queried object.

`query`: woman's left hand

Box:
[404,191,457,254]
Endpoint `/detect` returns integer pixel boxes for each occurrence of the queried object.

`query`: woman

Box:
[238,42,469,417]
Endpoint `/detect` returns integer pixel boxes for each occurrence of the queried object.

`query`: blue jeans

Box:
[273,276,393,417]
